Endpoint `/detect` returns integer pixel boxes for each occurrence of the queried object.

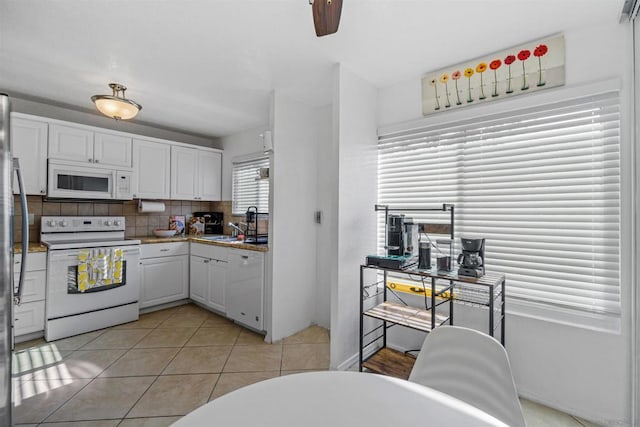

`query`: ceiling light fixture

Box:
[91,83,142,120]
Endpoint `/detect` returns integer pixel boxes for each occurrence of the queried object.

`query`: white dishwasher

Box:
[226,248,264,331]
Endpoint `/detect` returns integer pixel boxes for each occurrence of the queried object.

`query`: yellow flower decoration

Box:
[439,73,449,84]
[476,62,488,73]
[464,68,474,78]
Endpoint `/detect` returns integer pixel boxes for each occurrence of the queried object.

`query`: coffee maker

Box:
[193,212,224,235]
[386,214,417,258]
[457,238,485,277]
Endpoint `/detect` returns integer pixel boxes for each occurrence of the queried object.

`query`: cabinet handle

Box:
[160,249,170,252]
[88,158,93,162]
[242,255,249,259]
[204,259,210,263]
[95,159,99,163]
[40,189,46,194]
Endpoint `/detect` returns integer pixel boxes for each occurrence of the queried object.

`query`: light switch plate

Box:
[28,213,34,225]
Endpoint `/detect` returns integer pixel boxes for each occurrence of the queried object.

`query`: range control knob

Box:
[114,220,122,227]
[59,220,69,227]
[48,220,57,227]
[104,220,113,226]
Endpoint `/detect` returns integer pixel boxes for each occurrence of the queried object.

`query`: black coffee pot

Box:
[457,238,486,277]
[457,252,483,267]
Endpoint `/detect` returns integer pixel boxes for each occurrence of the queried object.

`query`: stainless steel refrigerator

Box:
[1,93,29,426]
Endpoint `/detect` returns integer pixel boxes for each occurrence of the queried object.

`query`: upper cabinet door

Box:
[198,151,222,201]
[171,146,198,200]
[132,139,171,199]
[94,132,132,167]
[49,124,94,163]
[11,117,48,195]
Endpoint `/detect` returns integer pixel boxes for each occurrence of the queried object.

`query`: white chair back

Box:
[408,326,526,427]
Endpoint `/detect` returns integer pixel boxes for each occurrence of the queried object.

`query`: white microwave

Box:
[48,160,133,200]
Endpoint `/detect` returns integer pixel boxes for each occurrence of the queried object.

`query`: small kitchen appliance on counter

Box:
[366,214,418,270]
[193,212,224,235]
[457,238,486,277]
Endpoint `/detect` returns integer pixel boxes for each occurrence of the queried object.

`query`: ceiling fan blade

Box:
[312,0,343,37]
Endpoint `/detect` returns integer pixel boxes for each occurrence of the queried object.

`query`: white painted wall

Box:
[269,93,321,341]
[632,16,640,426]
[377,22,634,425]
[219,125,268,200]
[314,104,334,329]
[330,64,378,370]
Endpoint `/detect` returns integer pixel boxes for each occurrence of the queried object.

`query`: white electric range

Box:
[41,216,141,341]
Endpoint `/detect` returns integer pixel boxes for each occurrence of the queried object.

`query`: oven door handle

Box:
[13,158,28,306]
[48,246,141,260]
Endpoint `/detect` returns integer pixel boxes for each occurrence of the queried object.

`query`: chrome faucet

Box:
[228,222,245,237]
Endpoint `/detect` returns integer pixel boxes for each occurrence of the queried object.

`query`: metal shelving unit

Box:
[359,264,506,379]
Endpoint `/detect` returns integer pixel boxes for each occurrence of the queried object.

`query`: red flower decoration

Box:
[517,49,531,61]
[452,70,461,80]
[533,44,548,57]
[490,59,502,70]
[504,55,516,65]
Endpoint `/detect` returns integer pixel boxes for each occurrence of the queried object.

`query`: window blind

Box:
[377,91,621,316]
[232,156,270,215]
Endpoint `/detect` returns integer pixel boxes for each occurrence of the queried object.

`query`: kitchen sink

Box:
[199,236,240,242]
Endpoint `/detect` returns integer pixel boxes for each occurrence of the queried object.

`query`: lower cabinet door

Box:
[207,260,227,313]
[189,255,209,305]
[140,255,189,308]
[14,300,45,337]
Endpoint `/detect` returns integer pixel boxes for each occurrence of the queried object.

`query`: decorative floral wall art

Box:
[421,34,565,116]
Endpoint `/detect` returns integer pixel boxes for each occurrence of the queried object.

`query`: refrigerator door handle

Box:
[13,157,28,305]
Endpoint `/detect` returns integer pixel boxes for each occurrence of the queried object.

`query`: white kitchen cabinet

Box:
[171,146,199,200]
[189,255,209,305]
[226,248,264,330]
[10,116,48,195]
[132,139,171,199]
[171,146,222,201]
[198,150,222,201]
[139,243,189,309]
[49,124,94,163]
[49,124,132,167]
[207,260,227,312]
[190,243,228,313]
[94,132,132,167]
[14,252,47,339]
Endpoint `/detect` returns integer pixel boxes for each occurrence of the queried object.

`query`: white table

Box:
[172,371,508,426]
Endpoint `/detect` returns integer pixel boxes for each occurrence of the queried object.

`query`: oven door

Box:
[46,246,140,320]
[48,160,116,199]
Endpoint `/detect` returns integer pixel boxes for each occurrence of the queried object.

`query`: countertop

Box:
[137,235,269,252]
[14,243,48,254]
[12,237,269,254]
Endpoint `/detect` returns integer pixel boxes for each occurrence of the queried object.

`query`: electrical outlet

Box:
[28,213,34,225]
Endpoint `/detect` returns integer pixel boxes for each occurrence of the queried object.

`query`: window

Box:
[232,155,270,215]
[377,90,621,317]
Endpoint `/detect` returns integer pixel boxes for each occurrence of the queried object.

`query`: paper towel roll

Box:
[138,200,166,213]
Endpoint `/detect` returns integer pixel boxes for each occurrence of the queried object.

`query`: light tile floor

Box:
[12,303,600,426]
[12,304,329,426]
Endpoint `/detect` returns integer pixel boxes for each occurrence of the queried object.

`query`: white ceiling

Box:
[0,0,623,138]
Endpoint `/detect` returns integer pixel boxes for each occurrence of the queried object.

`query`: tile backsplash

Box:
[209,200,247,236]
[13,196,224,242]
